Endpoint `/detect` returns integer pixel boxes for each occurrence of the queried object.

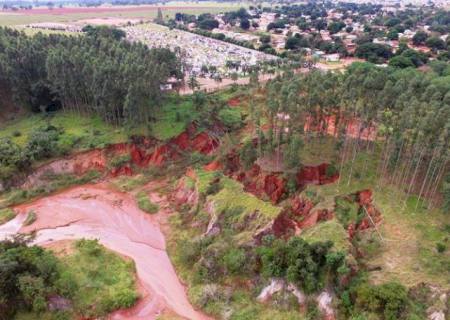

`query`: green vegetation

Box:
[198,169,281,221]
[151,97,198,141]
[301,220,350,252]
[23,210,36,226]
[0,238,137,320]
[258,236,348,293]
[335,196,362,229]
[110,174,150,192]
[109,154,131,169]
[340,279,428,320]
[0,171,101,209]
[0,4,239,27]
[0,26,180,127]
[218,107,243,131]
[136,191,159,214]
[60,239,138,318]
[0,112,127,149]
[0,238,63,319]
[0,207,15,224]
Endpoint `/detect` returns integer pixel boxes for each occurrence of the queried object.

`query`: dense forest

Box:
[0,26,182,126]
[246,63,450,210]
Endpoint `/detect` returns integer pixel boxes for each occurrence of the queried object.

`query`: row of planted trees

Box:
[0,26,182,127]
[249,62,449,210]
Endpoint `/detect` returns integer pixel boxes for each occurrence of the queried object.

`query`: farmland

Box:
[0,1,241,27]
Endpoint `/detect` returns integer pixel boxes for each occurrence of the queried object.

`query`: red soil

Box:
[304,115,377,141]
[272,210,296,237]
[264,174,286,204]
[297,163,339,187]
[221,149,339,204]
[172,131,190,150]
[347,190,382,238]
[227,97,241,107]
[204,160,222,171]
[192,132,219,154]
[22,148,107,188]
[110,165,133,177]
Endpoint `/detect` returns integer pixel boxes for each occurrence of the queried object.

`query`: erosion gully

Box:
[0,183,209,320]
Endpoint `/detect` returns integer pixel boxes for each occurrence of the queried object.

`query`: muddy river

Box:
[0,183,207,320]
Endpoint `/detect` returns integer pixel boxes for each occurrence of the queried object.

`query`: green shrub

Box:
[335,197,361,229]
[62,239,138,318]
[189,152,210,166]
[57,134,79,154]
[436,242,447,253]
[0,238,61,319]
[326,162,338,177]
[23,210,36,226]
[205,175,223,196]
[108,154,131,168]
[258,237,339,293]
[136,191,159,214]
[222,248,246,275]
[218,108,243,130]
[192,284,225,308]
[0,208,15,225]
[25,126,61,161]
[239,140,257,170]
[355,282,409,320]
[177,238,205,267]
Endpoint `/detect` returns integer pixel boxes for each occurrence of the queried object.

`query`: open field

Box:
[0,2,242,26]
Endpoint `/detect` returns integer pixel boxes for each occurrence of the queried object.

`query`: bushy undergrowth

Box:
[168,169,353,319]
[136,191,159,214]
[60,239,138,318]
[22,210,36,226]
[258,236,349,293]
[0,208,15,224]
[108,154,131,169]
[0,238,138,320]
[339,276,428,320]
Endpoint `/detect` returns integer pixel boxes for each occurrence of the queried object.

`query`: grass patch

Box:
[108,154,131,169]
[110,174,149,192]
[23,210,36,226]
[334,196,361,229]
[59,239,138,318]
[0,112,127,150]
[218,107,243,130]
[209,177,280,219]
[196,169,281,223]
[136,191,159,214]
[301,219,351,252]
[151,96,198,141]
[0,207,15,225]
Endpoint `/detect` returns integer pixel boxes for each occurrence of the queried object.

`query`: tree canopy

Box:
[0,26,181,126]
